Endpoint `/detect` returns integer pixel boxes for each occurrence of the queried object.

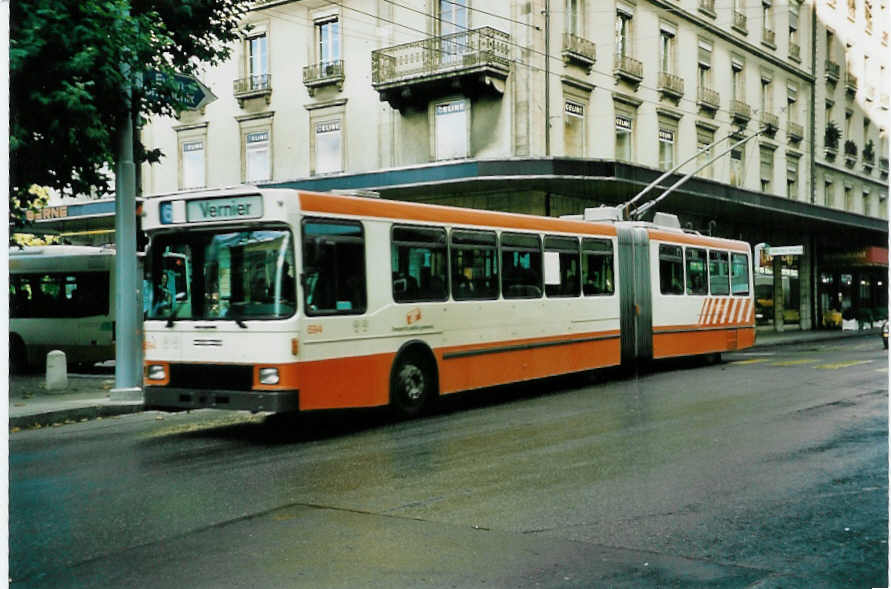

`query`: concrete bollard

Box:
[45,350,68,391]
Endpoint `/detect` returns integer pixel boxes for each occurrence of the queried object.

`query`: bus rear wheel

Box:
[390,351,434,419]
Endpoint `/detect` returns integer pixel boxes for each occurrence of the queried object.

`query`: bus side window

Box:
[685,247,708,296]
[302,218,366,315]
[581,238,614,295]
[544,235,580,297]
[502,232,542,299]
[391,225,448,303]
[659,245,684,295]
[731,252,750,295]
[709,250,730,295]
[450,230,498,300]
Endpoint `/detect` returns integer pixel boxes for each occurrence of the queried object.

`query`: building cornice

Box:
[816,160,891,189]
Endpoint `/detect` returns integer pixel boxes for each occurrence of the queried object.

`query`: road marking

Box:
[875,367,888,373]
[730,358,770,365]
[770,359,818,366]
[816,360,874,370]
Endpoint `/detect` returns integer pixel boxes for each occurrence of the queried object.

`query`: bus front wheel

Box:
[390,350,435,419]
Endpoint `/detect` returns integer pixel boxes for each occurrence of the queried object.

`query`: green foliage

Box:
[862,139,875,163]
[9,0,249,229]
[824,121,840,149]
[844,139,858,157]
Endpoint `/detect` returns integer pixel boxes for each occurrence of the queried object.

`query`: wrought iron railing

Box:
[371,27,511,86]
[233,74,271,96]
[303,60,344,85]
[787,121,804,141]
[614,54,644,81]
[658,72,684,96]
[761,112,779,132]
[825,60,840,81]
[845,72,858,92]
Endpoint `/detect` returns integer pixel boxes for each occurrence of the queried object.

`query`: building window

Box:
[316,18,340,67]
[434,99,469,160]
[615,113,633,161]
[566,0,582,35]
[615,10,632,58]
[697,40,713,90]
[787,159,799,198]
[761,75,773,117]
[564,100,585,157]
[825,177,834,207]
[696,126,715,179]
[844,185,853,210]
[659,26,676,74]
[181,140,205,190]
[248,34,268,84]
[732,61,745,102]
[788,2,799,46]
[763,0,774,35]
[439,0,467,36]
[787,87,798,124]
[730,147,745,187]
[314,119,342,175]
[865,0,873,31]
[760,147,773,192]
[245,130,271,183]
[658,128,675,170]
[863,191,872,215]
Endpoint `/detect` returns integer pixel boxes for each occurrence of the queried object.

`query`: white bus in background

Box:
[9,245,117,371]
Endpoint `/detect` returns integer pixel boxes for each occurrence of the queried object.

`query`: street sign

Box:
[767,245,804,256]
[143,70,217,111]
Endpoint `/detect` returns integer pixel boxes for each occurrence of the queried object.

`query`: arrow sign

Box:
[143,70,217,111]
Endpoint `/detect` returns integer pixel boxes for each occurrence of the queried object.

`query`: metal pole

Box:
[110,12,142,400]
[544,0,550,157]
[633,129,765,219]
[621,134,734,218]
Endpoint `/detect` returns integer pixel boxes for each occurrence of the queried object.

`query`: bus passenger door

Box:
[617,226,652,364]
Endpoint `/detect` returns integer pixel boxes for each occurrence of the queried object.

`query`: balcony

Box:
[698,0,716,17]
[760,112,779,136]
[730,99,752,125]
[762,28,776,47]
[732,11,748,34]
[844,140,858,168]
[233,74,272,107]
[371,27,511,111]
[303,60,345,96]
[789,42,801,61]
[614,54,644,85]
[658,72,685,99]
[844,72,858,95]
[697,86,720,112]
[562,33,596,73]
[825,60,840,84]
[787,121,804,144]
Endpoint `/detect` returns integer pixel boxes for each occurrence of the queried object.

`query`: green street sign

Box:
[143,70,217,111]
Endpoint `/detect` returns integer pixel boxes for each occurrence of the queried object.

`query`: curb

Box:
[753,329,881,348]
[10,402,144,430]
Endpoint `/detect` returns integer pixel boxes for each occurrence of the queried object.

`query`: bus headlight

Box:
[147,365,167,381]
[259,367,280,385]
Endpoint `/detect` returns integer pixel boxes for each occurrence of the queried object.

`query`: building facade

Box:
[137,0,889,331]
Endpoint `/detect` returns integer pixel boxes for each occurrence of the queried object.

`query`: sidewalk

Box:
[8,328,884,430]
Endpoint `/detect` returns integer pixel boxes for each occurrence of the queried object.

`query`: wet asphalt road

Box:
[9,335,888,588]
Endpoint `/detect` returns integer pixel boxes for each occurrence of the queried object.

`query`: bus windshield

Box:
[147,229,296,321]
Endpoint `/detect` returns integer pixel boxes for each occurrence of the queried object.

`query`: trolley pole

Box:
[110,24,143,400]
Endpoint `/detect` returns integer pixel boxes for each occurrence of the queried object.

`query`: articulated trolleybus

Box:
[142,187,755,417]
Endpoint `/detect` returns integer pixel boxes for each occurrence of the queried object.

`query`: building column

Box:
[773,256,785,332]
[799,242,814,331]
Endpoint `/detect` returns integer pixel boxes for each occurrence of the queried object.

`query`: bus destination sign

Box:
[187,195,263,223]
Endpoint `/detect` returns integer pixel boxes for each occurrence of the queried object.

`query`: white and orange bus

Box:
[141,187,754,417]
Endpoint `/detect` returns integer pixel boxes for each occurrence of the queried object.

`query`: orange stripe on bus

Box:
[647,230,750,252]
[653,326,756,358]
[299,191,618,236]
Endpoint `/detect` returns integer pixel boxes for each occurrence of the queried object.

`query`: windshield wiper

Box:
[165,302,185,328]
[227,307,248,329]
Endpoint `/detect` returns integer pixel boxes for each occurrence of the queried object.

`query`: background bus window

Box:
[501,232,542,299]
[544,235,580,297]
[11,273,109,318]
[581,238,614,295]
[731,253,750,295]
[709,251,730,295]
[450,230,498,300]
[685,247,708,295]
[659,245,684,295]
[303,219,366,315]
[391,226,448,302]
